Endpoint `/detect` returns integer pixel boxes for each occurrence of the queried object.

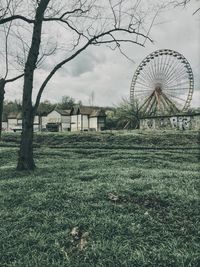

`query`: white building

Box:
[7,112,22,132]
[44,108,71,132]
[5,106,106,132]
[71,106,106,131]
[2,121,8,131]
[7,112,42,132]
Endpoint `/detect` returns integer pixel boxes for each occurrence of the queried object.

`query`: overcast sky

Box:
[4,1,200,108]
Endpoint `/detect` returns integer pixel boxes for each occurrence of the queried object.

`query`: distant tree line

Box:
[3,96,81,120]
[2,97,138,130]
[3,96,200,131]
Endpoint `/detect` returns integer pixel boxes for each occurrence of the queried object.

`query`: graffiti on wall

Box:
[170,117,191,130]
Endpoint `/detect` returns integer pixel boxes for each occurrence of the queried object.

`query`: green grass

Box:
[0,131,200,267]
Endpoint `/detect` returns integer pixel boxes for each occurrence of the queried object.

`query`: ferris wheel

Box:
[130,49,194,116]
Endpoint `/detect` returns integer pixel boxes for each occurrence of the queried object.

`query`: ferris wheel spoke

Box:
[165,81,189,88]
[135,95,153,101]
[165,61,184,83]
[158,54,162,74]
[140,59,155,81]
[134,92,153,97]
[135,92,152,98]
[167,74,189,87]
[159,55,167,75]
[165,92,186,102]
[134,86,153,93]
[162,55,172,77]
[146,61,156,81]
[167,73,189,83]
[172,72,191,83]
[166,68,188,85]
[135,70,152,84]
[145,66,156,82]
[158,54,165,75]
[134,92,153,99]
[166,79,189,88]
[163,55,177,79]
[134,87,152,92]
[134,80,152,88]
[134,88,153,92]
[140,67,154,83]
[165,59,185,82]
[160,55,169,76]
[166,58,191,84]
[155,55,162,78]
[154,55,160,76]
[137,74,152,85]
[165,83,189,91]
[164,87,189,92]
[150,56,158,80]
[154,55,162,79]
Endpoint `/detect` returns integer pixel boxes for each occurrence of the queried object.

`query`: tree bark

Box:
[17,110,35,170]
[0,79,5,141]
[17,0,50,171]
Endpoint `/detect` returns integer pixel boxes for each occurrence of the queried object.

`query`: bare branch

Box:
[3,20,12,79]
[169,0,200,15]
[0,6,91,25]
[109,0,118,28]
[5,73,24,83]
[0,14,34,24]
[33,25,153,113]
[37,43,58,67]
[193,7,200,15]
[33,39,92,113]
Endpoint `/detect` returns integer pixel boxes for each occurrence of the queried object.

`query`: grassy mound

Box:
[1,130,200,149]
[0,131,199,266]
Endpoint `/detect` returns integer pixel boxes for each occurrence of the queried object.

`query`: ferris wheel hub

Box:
[155,84,162,94]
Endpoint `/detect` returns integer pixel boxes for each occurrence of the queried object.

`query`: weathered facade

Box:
[7,112,41,132]
[140,113,200,130]
[44,109,71,132]
[2,121,8,131]
[7,112,22,132]
[71,106,106,131]
[4,106,106,132]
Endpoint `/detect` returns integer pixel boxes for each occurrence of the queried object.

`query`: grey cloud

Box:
[2,1,200,108]
[60,49,106,77]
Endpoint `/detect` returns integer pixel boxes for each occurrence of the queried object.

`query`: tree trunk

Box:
[17,110,35,170]
[0,79,5,141]
[17,0,50,171]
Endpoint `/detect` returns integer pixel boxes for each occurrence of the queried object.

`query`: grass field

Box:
[0,131,200,267]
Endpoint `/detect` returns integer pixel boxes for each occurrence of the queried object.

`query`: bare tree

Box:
[0,0,178,170]
[115,97,141,129]
[171,0,200,14]
[0,6,24,140]
[0,75,23,140]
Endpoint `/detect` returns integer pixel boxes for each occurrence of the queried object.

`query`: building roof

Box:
[6,106,106,120]
[71,106,106,117]
[90,109,106,117]
[55,108,71,116]
[7,112,22,119]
